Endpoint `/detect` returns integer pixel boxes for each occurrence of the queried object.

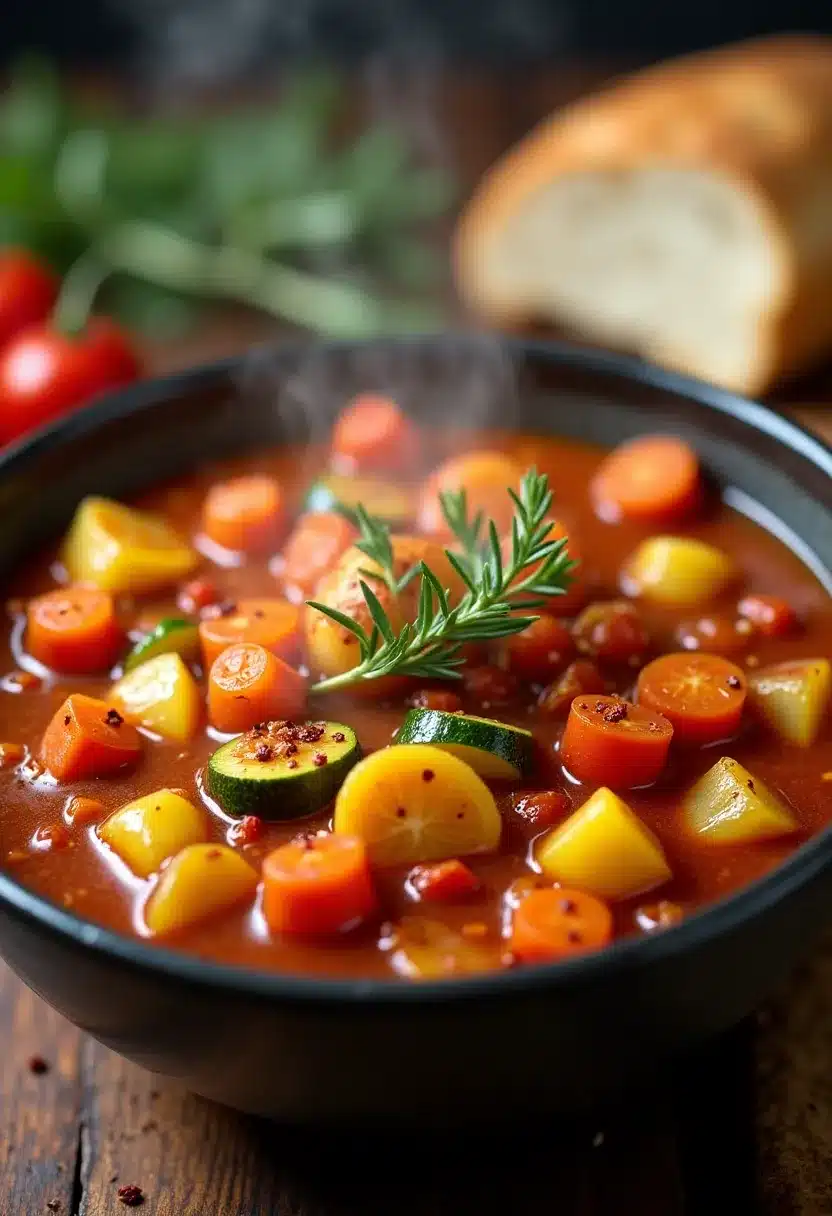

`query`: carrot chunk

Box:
[408,859,480,902]
[27,588,122,674]
[560,695,673,788]
[279,511,356,600]
[208,642,306,734]
[40,694,142,781]
[262,832,378,936]
[331,394,419,475]
[201,475,285,553]
[419,450,524,537]
[591,436,701,523]
[198,598,301,669]
[509,886,613,963]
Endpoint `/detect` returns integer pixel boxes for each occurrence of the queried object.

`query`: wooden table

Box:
[3,66,832,1214]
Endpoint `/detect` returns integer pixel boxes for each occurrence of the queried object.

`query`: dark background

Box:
[1,0,830,78]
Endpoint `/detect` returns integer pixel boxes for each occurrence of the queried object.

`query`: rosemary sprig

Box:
[352,503,421,596]
[308,469,576,694]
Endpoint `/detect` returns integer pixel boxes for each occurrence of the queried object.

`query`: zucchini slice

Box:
[125,618,200,674]
[207,720,361,820]
[304,473,413,529]
[396,708,533,780]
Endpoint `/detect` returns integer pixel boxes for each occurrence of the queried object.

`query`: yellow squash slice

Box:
[63,496,198,595]
[99,789,207,878]
[110,653,201,743]
[144,843,259,936]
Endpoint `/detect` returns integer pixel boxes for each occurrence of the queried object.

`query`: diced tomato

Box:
[737,594,797,638]
[506,789,569,837]
[538,660,605,717]
[463,665,519,709]
[408,688,464,713]
[503,615,573,684]
[675,614,752,656]
[177,577,219,615]
[408,859,480,902]
[572,601,650,666]
[227,815,266,847]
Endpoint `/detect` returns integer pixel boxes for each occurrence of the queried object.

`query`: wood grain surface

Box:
[3,65,832,1215]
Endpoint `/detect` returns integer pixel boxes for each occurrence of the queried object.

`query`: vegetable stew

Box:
[1,398,831,981]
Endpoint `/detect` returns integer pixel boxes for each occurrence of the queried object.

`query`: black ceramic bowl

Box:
[1,337,830,1122]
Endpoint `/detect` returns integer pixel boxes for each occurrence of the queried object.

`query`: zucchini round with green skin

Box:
[125,618,200,673]
[396,708,533,780]
[207,720,361,820]
[303,473,413,529]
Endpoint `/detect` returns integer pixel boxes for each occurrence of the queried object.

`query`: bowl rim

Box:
[1,334,831,1007]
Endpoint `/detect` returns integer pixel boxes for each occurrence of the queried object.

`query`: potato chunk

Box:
[110,653,201,743]
[63,496,197,594]
[144,843,259,936]
[748,658,831,747]
[99,789,207,878]
[536,786,671,901]
[683,756,798,844]
[623,536,735,605]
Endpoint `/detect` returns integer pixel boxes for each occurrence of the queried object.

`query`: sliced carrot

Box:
[279,511,357,600]
[503,615,573,684]
[737,594,797,638]
[262,832,378,936]
[560,695,673,788]
[40,694,142,782]
[27,588,122,674]
[509,886,613,964]
[636,652,747,744]
[331,394,419,475]
[198,598,301,669]
[418,450,524,537]
[201,475,285,553]
[591,436,701,523]
[408,859,480,902]
[207,642,306,734]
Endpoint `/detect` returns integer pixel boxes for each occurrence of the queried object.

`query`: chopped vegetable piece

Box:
[124,618,200,674]
[63,796,105,826]
[27,588,122,674]
[111,653,201,743]
[408,859,480,902]
[62,497,198,594]
[462,665,519,709]
[208,643,306,734]
[0,742,24,769]
[333,744,502,867]
[408,688,464,713]
[683,757,798,844]
[560,695,673,788]
[538,660,605,717]
[198,598,301,669]
[207,720,361,819]
[509,886,613,963]
[396,708,533,780]
[536,786,672,901]
[279,512,357,600]
[418,450,525,537]
[305,536,462,685]
[636,652,747,744]
[635,900,684,933]
[591,435,701,523]
[303,474,413,529]
[503,615,574,684]
[737,594,797,638]
[387,915,496,978]
[331,393,419,475]
[747,658,832,747]
[262,831,378,935]
[675,615,751,656]
[572,600,650,666]
[40,694,142,781]
[144,843,258,936]
[623,536,736,605]
[99,790,207,878]
[201,474,285,553]
[505,789,569,837]
[177,577,219,614]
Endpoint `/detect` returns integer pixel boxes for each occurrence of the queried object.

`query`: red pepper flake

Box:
[287,759,298,770]
[726,675,742,689]
[422,769,435,782]
[254,744,273,762]
[331,731,346,743]
[117,1184,145,1206]
[313,752,328,767]
[28,1054,49,1074]
[601,701,627,724]
[228,815,264,847]
[396,806,407,818]
[205,849,222,861]
[217,599,238,617]
[105,708,124,728]
[63,715,71,726]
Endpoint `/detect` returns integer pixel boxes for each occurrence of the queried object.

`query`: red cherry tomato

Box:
[0,250,58,349]
[503,615,574,684]
[0,319,140,445]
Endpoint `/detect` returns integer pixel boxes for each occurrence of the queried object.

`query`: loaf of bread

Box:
[454,36,832,396]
